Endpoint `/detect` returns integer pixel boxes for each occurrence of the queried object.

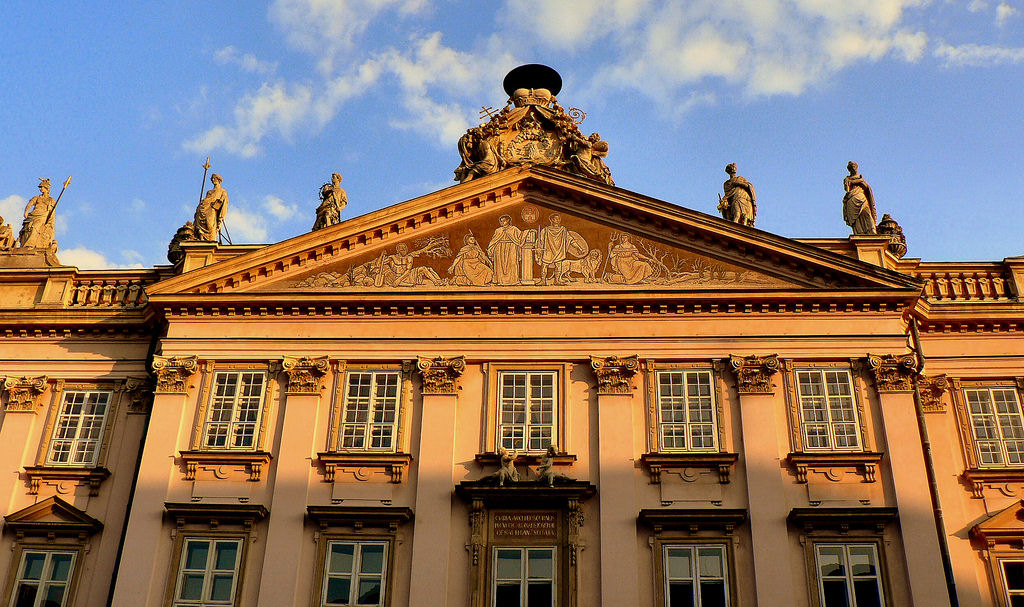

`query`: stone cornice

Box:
[281,355,330,395]
[416,355,466,395]
[590,355,639,395]
[728,354,780,394]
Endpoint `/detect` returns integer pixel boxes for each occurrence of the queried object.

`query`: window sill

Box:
[639,452,739,484]
[23,466,111,497]
[178,450,272,482]
[317,452,412,484]
[961,467,1024,498]
[786,452,883,483]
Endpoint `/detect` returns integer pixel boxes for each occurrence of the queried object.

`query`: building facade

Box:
[2,69,1024,607]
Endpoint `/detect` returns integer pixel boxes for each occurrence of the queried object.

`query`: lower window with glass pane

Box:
[662,544,729,607]
[172,537,243,606]
[492,547,555,607]
[814,543,886,607]
[320,540,388,607]
[8,549,77,607]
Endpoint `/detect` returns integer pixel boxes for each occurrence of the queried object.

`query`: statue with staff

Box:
[193,158,231,243]
[19,176,71,249]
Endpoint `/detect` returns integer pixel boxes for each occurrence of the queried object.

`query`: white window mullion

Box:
[47,390,111,466]
[202,372,266,451]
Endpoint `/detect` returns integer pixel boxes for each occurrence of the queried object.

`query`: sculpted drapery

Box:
[486,215,524,285]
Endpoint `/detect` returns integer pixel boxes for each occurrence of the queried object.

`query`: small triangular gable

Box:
[4,496,103,536]
[148,167,922,298]
[971,499,1024,546]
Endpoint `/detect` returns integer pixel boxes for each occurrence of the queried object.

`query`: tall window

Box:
[796,370,860,451]
[9,550,76,607]
[964,387,1024,466]
[340,372,400,451]
[172,538,243,607]
[492,547,555,607]
[321,541,387,607]
[814,544,884,607]
[1001,560,1024,606]
[46,390,111,466]
[201,372,266,450]
[656,371,717,451]
[497,371,556,452]
[662,545,728,607]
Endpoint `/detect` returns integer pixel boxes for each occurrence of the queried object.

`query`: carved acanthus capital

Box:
[151,355,199,394]
[917,374,949,413]
[281,356,330,395]
[590,355,639,395]
[123,377,155,414]
[2,376,49,412]
[867,354,917,392]
[728,354,780,394]
[416,355,466,395]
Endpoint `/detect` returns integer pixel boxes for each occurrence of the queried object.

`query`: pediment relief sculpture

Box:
[287,205,790,292]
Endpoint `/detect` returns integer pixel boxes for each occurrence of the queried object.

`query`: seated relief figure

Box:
[606,234,655,284]
[193,173,228,242]
[842,161,878,235]
[448,234,493,286]
[313,172,347,231]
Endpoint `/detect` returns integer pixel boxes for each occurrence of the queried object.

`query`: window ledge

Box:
[178,450,272,482]
[961,467,1024,498]
[22,466,110,497]
[639,452,739,484]
[317,452,412,484]
[786,452,883,483]
[474,452,577,468]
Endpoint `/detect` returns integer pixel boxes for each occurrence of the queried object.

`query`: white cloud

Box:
[504,0,650,50]
[59,246,144,269]
[225,205,269,242]
[996,2,1018,24]
[213,46,278,75]
[263,195,299,221]
[935,41,1024,66]
[0,195,26,227]
[968,0,988,12]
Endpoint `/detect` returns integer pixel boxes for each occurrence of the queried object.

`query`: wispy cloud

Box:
[935,41,1024,66]
[213,46,278,75]
[0,195,26,227]
[225,204,269,242]
[996,2,1018,25]
[60,246,145,269]
[263,195,299,222]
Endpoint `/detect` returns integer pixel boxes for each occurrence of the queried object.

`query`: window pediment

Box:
[3,496,103,538]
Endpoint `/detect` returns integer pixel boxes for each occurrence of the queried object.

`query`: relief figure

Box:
[376,242,443,287]
[486,215,524,285]
[842,161,877,235]
[313,172,347,231]
[606,234,655,284]
[194,173,228,242]
[18,178,57,249]
[448,234,493,286]
[534,214,587,285]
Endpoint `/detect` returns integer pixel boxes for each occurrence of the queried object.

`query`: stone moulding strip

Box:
[639,452,740,484]
[306,505,413,531]
[787,506,898,533]
[637,508,747,534]
[316,452,413,484]
[22,466,111,497]
[164,502,269,529]
[960,468,1024,499]
[785,452,884,484]
[178,450,273,482]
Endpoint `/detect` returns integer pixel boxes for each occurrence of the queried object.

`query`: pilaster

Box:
[590,354,640,607]
[409,355,465,606]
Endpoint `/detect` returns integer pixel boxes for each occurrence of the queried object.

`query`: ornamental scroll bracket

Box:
[123,377,155,414]
[867,353,917,393]
[416,355,466,395]
[916,374,949,413]
[728,354,780,394]
[2,376,49,412]
[151,355,199,394]
[590,355,639,395]
[281,356,330,395]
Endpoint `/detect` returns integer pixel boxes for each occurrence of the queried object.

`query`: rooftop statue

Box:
[453,64,614,186]
[193,173,228,242]
[0,216,14,251]
[718,163,756,227]
[313,172,347,231]
[18,177,66,249]
[842,161,878,235]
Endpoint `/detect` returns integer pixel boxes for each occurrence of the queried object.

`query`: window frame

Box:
[318,540,389,607]
[4,548,78,607]
[783,362,869,453]
[998,558,1024,607]
[483,363,570,455]
[189,363,275,453]
[644,522,741,607]
[811,542,887,607]
[311,533,398,607]
[490,546,557,607]
[34,380,131,469]
[337,370,403,453]
[661,543,730,607]
[326,362,413,455]
[952,380,1024,469]
[170,537,244,607]
[647,366,722,453]
[44,389,113,467]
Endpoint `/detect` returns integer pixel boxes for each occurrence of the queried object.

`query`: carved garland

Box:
[728,354,780,394]
[2,376,49,412]
[416,355,466,395]
[590,355,639,395]
[917,374,949,413]
[282,356,330,395]
[151,355,199,394]
[867,354,917,393]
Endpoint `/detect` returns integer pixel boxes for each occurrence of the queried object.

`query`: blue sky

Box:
[1,1,1023,268]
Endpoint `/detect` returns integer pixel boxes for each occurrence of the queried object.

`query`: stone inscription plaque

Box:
[493,511,558,538]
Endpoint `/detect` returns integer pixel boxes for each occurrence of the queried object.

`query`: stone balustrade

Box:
[66,278,149,308]
[912,266,1014,302]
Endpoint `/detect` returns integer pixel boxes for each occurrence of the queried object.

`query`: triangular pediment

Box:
[147,167,922,300]
[4,496,103,536]
[971,499,1024,545]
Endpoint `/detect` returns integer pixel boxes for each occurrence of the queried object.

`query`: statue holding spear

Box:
[19,175,70,249]
[193,159,230,243]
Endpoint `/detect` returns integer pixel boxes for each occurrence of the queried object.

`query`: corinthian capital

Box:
[151,355,199,394]
[729,354,780,394]
[590,355,639,395]
[282,356,330,395]
[867,353,917,393]
[2,376,49,412]
[417,355,466,395]
[917,374,949,413]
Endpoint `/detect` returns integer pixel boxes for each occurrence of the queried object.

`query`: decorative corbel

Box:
[281,356,330,395]
[728,354,780,394]
[590,355,639,395]
[867,354,917,392]
[917,374,949,413]
[123,377,155,414]
[2,376,49,412]
[151,355,199,394]
[416,355,466,395]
